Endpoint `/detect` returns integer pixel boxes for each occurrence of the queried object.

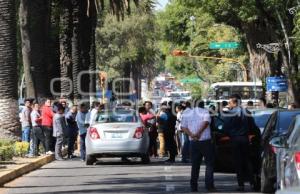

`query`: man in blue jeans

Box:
[21,99,32,142]
[181,100,215,192]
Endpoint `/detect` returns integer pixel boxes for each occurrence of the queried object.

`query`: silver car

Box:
[276,186,300,194]
[271,114,300,189]
[85,109,150,165]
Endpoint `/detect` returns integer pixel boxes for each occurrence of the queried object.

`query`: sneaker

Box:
[68,154,76,159]
[25,154,35,158]
[56,157,64,161]
[46,151,54,155]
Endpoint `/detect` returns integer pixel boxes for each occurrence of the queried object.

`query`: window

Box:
[96,111,139,123]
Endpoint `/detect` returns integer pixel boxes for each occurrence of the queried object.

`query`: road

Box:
[1,158,258,194]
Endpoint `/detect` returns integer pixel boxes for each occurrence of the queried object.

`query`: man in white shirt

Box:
[181,100,215,192]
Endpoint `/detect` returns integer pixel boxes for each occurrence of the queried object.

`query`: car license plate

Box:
[111,133,123,138]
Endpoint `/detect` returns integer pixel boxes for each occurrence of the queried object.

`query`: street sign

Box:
[209,42,240,49]
[180,77,203,84]
[266,76,288,92]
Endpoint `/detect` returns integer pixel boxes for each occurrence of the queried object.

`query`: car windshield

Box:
[96,110,139,123]
[278,111,300,134]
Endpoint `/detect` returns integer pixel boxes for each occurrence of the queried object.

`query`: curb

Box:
[0,154,54,186]
[0,149,67,186]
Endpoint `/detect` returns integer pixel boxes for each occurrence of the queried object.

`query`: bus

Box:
[207,82,263,104]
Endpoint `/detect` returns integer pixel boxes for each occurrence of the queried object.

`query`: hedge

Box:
[0,139,29,161]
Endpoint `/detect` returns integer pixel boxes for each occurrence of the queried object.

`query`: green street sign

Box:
[180,77,203,84]
[209,42,240,49]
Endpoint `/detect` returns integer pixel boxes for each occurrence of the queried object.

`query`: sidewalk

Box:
[0,155,55,186]
[0,147,70,186]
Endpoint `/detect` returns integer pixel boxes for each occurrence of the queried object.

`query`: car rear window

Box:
[278,111,300,134]
[96,111,139,123]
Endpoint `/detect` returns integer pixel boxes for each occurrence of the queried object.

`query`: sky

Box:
[155,0,169,10]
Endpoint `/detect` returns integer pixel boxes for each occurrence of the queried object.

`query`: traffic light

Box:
[171,49,189,57]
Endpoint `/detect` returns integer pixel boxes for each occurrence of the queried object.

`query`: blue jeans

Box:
[180,132,190,161]
[22,126,31,142]
[80,133,86,160]
[190,140,215,190]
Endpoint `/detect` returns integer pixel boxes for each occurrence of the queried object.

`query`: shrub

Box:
[0,145,15,161]
[14,142,29,157]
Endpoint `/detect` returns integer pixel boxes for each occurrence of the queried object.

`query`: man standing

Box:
[65,106,78,159]
[53,104,67,160]
[223,94,254,191]
[87,102,101,127]
[76,104,88,161]
[41,99,54,154]
[21,99,32,142]
[178,102,191,163]
[181,100,215,192]
[30,103,45,156]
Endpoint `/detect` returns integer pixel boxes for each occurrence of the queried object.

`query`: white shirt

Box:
[181,107,211,141]
[86,108,98,126]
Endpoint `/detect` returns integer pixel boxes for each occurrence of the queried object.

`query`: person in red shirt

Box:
[41,99,54,154]
[139,101,158,157]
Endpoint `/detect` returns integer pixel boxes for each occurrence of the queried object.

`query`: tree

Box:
[157,0,246,94]
[60,0,73,98]
[182,0,300,105]
[19,0,51,100]
[96,13,159,98]
[0,0,21,140]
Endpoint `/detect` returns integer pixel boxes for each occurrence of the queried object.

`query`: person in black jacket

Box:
[223,94,254,192]
[164,101,178,163]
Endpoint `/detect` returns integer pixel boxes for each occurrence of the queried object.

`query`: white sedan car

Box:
[85,109,150,165]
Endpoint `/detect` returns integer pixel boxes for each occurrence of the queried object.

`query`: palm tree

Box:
[60,0,73,98]
[0,0,21,140]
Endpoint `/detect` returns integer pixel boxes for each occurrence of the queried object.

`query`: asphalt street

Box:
[1,158,259,194]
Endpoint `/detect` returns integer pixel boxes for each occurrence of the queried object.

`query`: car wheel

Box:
[141,154,150,164]
[261,158,274,193]
[86,154,96,165]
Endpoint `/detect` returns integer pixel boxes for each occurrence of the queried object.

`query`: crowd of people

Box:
[20,98,102,161]
[139,95,270,192]
[20,95,299,192]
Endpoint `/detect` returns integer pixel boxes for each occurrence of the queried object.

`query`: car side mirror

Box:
[270,136,287,148]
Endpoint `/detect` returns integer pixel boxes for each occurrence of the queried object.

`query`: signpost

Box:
[209,42,240,49]
[180,77,203,84]
[266,76,288,92]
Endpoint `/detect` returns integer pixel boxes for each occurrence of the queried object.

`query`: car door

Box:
[277,118,297,189]
[212,114,234,172]
[283,119,300,188]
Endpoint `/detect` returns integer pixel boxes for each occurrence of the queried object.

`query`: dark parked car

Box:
[270,114,300,189]
[260,110,300,193]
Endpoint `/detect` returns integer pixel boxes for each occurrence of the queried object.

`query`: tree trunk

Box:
[79,0,92,99]
[72,0,81,103]
[19,0,51,100]
[19,0,35,99]
[89,1,97,101]
[60,0,73,98]
[47,0,60,98]
[243,22,277,80]
[0,0,21,140]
